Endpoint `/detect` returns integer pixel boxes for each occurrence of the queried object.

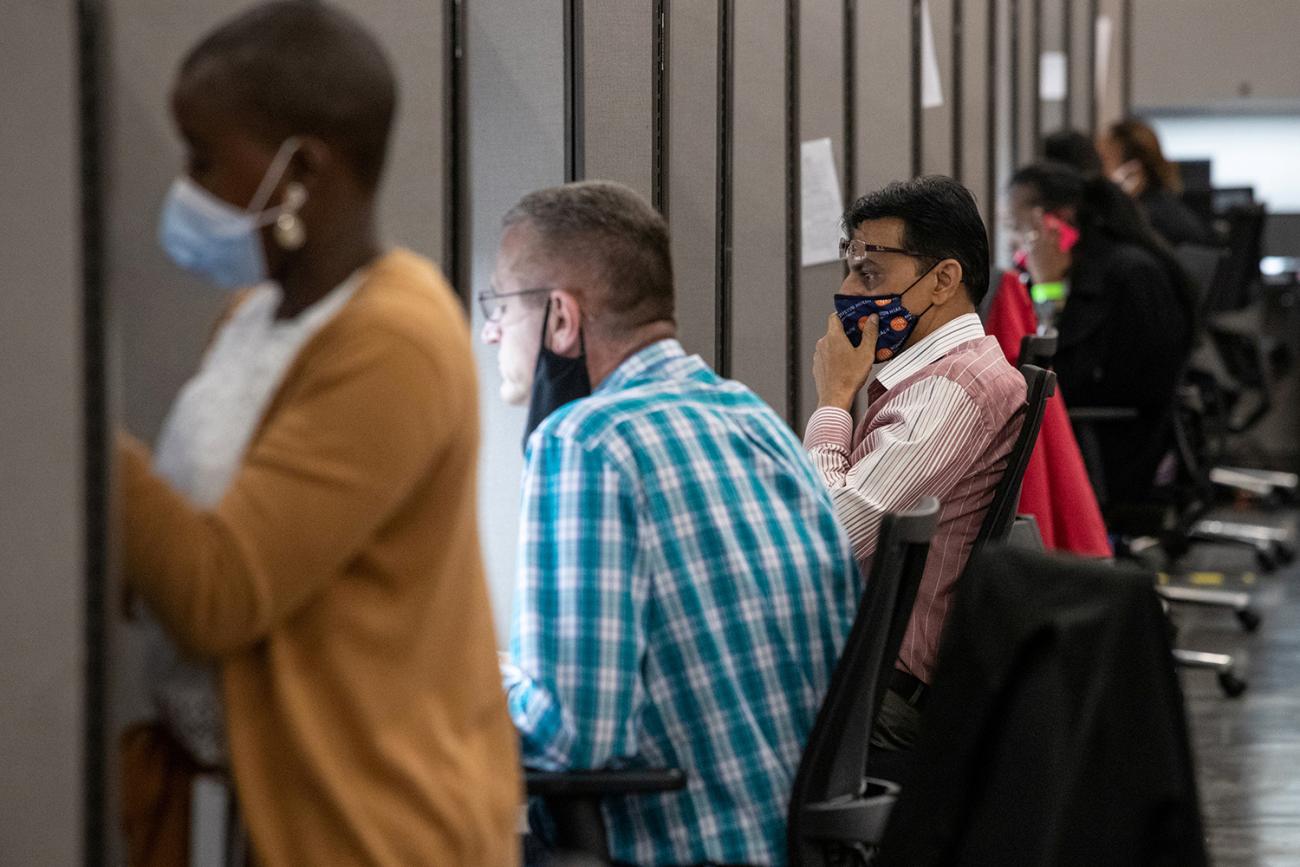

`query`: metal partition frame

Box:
[77,0,108,859]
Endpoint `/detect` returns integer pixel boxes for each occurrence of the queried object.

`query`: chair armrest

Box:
[1068,406,1140,423]
[796,778,900,847]
[524,768,687,798]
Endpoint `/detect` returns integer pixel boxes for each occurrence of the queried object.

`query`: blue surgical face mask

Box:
[158,138,303,289]
[833,261,937,363]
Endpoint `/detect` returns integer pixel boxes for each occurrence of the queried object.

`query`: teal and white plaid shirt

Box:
[502,339,860,865]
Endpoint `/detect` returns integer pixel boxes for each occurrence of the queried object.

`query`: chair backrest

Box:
[1017,332,1058,370]
[787,497,940,866]
[972,365,1056,552]
[1210,203,1266,311]
[1174,243,1229,315]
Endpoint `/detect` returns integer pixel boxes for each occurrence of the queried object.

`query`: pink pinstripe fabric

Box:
[804,315,1026,683]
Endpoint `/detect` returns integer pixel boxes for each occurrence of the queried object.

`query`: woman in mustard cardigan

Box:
[117,4,520,864]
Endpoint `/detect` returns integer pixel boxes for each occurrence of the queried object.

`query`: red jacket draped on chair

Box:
[985,271,1112,557]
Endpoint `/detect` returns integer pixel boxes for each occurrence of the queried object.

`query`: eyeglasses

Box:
[476,286,551,322]
[838,238,929,265]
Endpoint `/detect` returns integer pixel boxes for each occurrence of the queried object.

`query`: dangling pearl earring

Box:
[273,182,308,251]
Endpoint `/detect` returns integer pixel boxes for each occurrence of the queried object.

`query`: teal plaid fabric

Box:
[502,339,860,865]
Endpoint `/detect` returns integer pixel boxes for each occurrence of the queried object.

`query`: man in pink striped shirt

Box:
[805,176,1026,751]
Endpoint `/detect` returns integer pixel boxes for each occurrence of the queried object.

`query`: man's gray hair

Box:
[503,181,674,332]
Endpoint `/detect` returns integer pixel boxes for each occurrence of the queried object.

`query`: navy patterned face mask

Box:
[833,262,936,362]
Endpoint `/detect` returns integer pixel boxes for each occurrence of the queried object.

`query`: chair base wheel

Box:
[1218,671,1248,698]
[1255,549,1278,573]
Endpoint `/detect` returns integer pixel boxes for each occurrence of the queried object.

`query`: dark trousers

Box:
[869,687,924,751]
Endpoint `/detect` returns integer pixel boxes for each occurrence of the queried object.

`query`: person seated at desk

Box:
[480,181,860,866]
[1008,162,1197,504]
[803,176,1026,751]
[1098,118,1213,248]
[115,4,519,864]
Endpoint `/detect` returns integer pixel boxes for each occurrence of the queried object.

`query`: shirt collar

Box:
[872,312,985,391]
[595,338,687,395]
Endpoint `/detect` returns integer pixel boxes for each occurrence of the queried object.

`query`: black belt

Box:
[889,669,930,710]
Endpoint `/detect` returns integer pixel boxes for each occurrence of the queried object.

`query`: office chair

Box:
[1169,242,1294,568]
[1065,240,1289,573]
[970,362,1056,556]
[1017,332,1057,371]
[1018,321,1253,695]
[786,498,940,867]
[525,501,941,865]
[875,546,1209,867]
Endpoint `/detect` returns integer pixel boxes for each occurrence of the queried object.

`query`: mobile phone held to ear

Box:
[1042,213,1080,254]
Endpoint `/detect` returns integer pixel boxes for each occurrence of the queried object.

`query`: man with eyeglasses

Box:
[805,175,1026,751]
[480,181,860,866]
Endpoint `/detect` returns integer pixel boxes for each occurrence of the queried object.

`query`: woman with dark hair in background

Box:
[1006,162,1197,505]
[1098,118,1213,247]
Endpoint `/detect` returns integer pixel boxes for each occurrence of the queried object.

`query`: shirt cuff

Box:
[804,406,854,451]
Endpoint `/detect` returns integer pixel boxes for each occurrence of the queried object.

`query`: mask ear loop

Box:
[537,294,586,356]
[537,296,553,351]
[900,259,942,334]
[246,137,303,219]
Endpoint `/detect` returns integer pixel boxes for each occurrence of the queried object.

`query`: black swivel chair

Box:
[787,498,940,867]
[1049,256,1257,695]
[972,362,1057,555]
[525,500,941,865]
[1017,332,1057,371]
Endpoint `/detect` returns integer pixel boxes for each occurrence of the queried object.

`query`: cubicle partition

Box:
[7,0,1134,859]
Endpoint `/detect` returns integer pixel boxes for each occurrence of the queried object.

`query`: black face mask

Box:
[522,300,591,452]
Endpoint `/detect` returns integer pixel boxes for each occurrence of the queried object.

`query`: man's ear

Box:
[547,289,584,357]
[932,258,966,305]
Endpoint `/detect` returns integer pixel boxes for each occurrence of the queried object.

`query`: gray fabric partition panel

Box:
[581,1,655,200]
[922,0,955,176]
[666,1,720,366]
[1060,0,1074,126]
[994,0,1019,265]
[730,0,792,419]
[365,2,448,266]
[1076,0,1098,131]
[852,2,912,199]
[467,0,567,641]
[961,0,994,221]
[1006,0,1021,170]
[951,0,966,183]
[1038,0,1067,138]
[1097,0,1128,126]
[1120,0,1132,115]
[797,0,846,427]
[1,5,88,863]
[1017,0,1039,162]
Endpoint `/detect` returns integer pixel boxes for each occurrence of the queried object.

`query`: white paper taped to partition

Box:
[800,137,844,268]
[1040,51,1068,101]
